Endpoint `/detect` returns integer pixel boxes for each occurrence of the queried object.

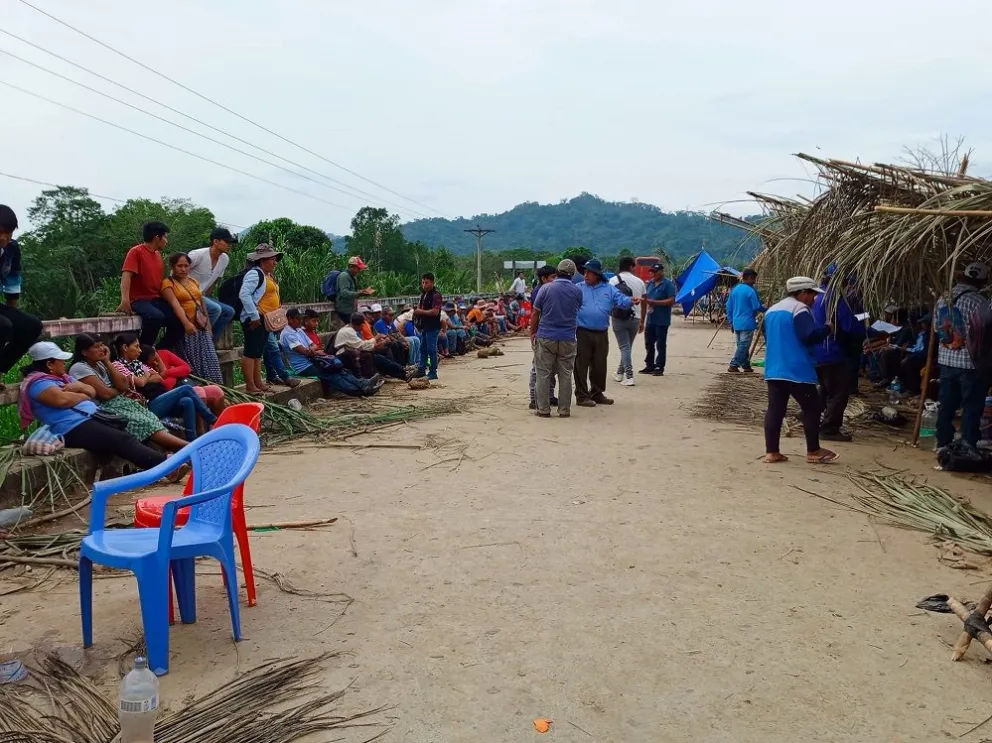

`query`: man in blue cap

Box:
[574,258,633,407]
[641,263,677,376]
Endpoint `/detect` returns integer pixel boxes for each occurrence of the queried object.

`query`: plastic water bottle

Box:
[118,656,159,742]
[919,401,938,451]
[287,398,303,412]
[888,377,903,405]
[0,507,32,529]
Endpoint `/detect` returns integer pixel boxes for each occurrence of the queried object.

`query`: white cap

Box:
[358,305,371,313]
[28,341,72,362]
[370,303,383,312]
[964,262,990,281]
[785,276,825,294]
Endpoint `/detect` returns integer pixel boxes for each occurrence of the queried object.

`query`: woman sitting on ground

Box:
[160,252,224,384]
[111,333,217,441]
[140,345,226,418]
[69,334,188,453]
[20,341,169,472]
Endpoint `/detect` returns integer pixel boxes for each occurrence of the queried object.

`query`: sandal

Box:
[806,449,839,464]
[165,462,191,484]
[764,453,789,464]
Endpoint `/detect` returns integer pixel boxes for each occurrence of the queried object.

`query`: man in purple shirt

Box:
[530,259,583,418]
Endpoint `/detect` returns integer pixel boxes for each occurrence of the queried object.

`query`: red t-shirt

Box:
[305,329,324,352]
[122,244,164,302]
[156,349,190,391]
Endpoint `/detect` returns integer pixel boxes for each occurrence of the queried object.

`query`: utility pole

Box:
[464,224,495,293]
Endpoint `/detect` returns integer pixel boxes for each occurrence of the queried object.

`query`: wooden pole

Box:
[951,583,992,660]
[706,319,725,349]
[874,205,992,218]
[747,314,765,364]
[946,596,992,659]
[910,293,939,447]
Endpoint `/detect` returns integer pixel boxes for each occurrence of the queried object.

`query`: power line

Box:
[0,79,355,213]
[16,0,450,219]
[0,28,430,219]
[0,46,428,219]
[0,171,248,230]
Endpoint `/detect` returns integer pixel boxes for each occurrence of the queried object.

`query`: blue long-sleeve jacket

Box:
[577,280,633,331]
[726,283,764,332]
[812,288,865,364]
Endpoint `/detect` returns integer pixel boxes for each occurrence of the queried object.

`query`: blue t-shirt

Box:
[644,278,677,326]
[279,326,315,374]
[373,319,393,336]
[29,378,97,436]
[533,278,583,341]
[577,281,633,331]
[726,283,763,332]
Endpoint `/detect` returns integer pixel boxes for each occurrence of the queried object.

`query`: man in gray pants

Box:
[609,256,646,386]
[528,265,559,410]
[530,260,583,418]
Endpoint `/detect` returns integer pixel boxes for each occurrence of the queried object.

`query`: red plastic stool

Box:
[133,403,263,624]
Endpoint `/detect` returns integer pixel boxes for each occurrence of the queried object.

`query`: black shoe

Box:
[652,370,665,376]
[639,367,656,374]
[821,430,853,442]
[534,411,551,418]
[529,401,536,410]
[576,399,597,408]
[550,396,559,406]
[592,395,614,405]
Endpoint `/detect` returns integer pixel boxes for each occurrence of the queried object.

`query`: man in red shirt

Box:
[117,221,182,349]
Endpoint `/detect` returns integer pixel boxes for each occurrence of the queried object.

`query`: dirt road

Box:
[3,322,992,741]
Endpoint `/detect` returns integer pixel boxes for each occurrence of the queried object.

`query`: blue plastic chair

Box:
[79,424,261,676]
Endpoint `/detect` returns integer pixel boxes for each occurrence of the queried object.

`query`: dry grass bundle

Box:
[711,145,992,311]
[0,652,388,743]
[800,471,992,555]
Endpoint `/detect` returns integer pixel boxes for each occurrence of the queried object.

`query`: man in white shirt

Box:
[187,227,236,343]
[333,312,406,380]
[509,271,528,298]
[608,256,647,386]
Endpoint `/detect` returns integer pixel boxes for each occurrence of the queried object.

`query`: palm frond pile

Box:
[0,652,388,743]
[711,150,992,310]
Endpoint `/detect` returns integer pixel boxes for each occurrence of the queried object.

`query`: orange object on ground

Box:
[132,402,264,624]
[533,718,552,733]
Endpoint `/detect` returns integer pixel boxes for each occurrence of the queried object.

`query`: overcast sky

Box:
[3,0,991,237]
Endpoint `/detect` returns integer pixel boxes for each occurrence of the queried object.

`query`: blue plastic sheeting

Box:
[674,251,723,313]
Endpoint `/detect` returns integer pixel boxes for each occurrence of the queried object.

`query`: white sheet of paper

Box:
[871,320,901,334]
[855,312,870,322]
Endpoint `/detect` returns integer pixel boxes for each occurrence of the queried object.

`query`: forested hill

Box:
[401,193,758,262]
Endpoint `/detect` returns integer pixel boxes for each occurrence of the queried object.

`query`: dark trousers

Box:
[63,419,166,471]
[936,365,988,447]
[132,298,184,350]
[764,380,821,454]
[901,352,927,395]
[816,361,850,433]
[339,349,376,379]
[299,363,369,397]
[374,352,406,379]
[0,304,42,375]
[644,324,669,372]
[574,327,609,402]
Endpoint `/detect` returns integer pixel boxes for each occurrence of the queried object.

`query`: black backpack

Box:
[217,267,264,317]
[611,275,635,320]
[967,299,992,373]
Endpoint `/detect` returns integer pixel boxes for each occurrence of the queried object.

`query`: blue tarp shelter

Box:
[674,250,725,314]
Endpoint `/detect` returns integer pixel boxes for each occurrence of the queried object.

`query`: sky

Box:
[3,0,992,237]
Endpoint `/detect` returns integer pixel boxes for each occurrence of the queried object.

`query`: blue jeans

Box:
[264,333,290,382]
[147,385,217,441]
[936,365,988,447]
[611,316,639,378]
[730,330,754,370]
[203,296,234,344]
[644,324,669,372]
[299,363,371,397]
[405,335,421,363]
[419,329,440,379]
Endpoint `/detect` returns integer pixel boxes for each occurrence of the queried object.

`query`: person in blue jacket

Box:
[725,268,764,373]
[763,276,838,465]
[574,258,633,407]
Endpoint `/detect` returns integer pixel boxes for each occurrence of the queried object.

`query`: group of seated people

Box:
[861,306,932,397]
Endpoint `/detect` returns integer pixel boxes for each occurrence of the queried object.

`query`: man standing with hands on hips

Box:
[641,263,677,376]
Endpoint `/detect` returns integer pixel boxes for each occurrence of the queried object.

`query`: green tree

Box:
[349,207,412,274]
[240,218,331,253]
[106,198,216,255]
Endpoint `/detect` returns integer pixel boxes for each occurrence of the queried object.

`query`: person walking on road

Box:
[725,268,764,373]
[509,271,528,298]
[574,258,633,407]
[640,263,676,376]
[762,276,838,465]
[609,256,646,387]
[531,259,583,418]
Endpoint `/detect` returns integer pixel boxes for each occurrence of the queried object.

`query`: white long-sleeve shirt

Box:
[333,325,375,354]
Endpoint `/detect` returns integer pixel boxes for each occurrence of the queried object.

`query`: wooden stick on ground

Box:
[706,320,726,349]
[0,555,77,568]
[12,496,92,531]
[950,583,992,661]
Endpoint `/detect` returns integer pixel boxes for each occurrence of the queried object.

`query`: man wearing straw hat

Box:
[762,276,839,464]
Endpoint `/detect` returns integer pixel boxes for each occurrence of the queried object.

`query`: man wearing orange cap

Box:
[335,256,375,323]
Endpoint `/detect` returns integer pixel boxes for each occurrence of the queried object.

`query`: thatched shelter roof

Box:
[711,152,992,311]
